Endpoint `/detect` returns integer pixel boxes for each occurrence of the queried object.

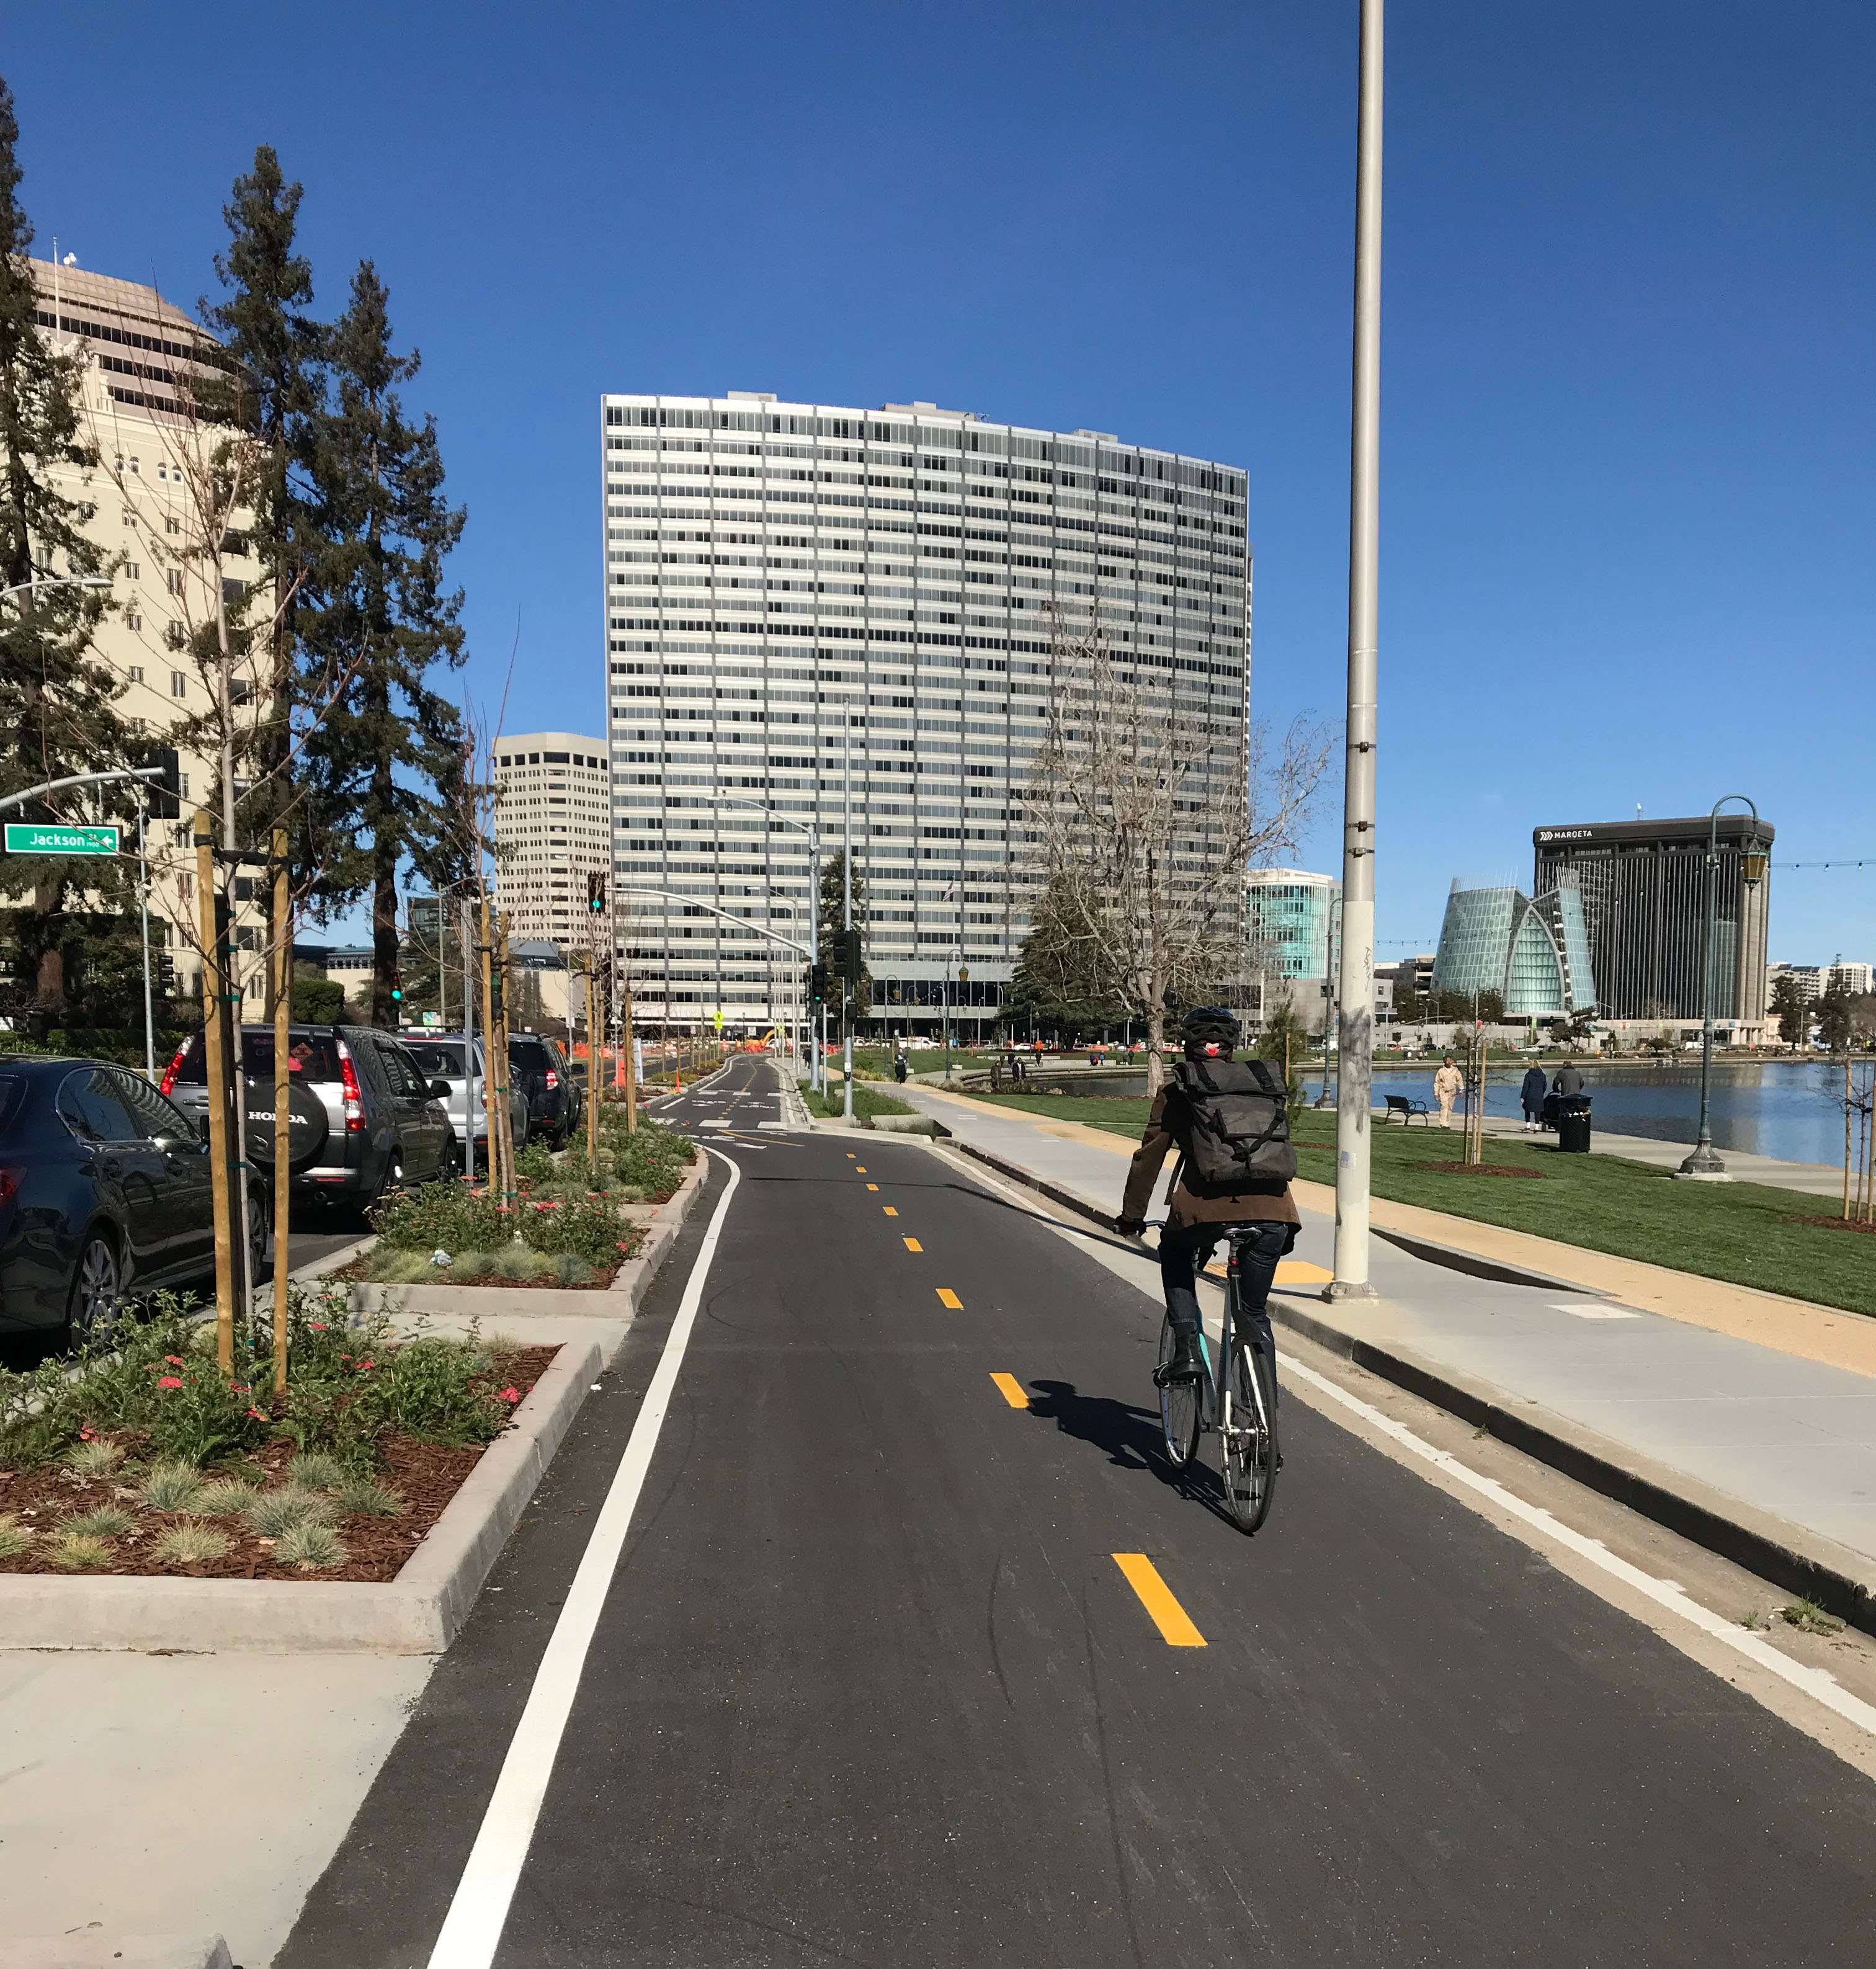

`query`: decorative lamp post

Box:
[1676,794,1766,1181]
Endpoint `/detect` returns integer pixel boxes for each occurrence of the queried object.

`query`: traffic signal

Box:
[587,870,606,913]
[808,963,829,1006]
[839,927,863,986]
[148,746,181,821]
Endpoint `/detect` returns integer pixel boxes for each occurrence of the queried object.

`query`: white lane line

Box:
[1558,1303,1642,1320]
[1281,1354,1876,1745]
[426,1149,743,1969]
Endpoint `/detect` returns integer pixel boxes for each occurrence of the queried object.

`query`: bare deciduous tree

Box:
[1022,617,1332,1094]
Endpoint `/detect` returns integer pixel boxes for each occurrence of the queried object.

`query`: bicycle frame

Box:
[1189,1237,1270,1444]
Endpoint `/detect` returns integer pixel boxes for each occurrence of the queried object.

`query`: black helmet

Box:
[1181,1006,1240,1060]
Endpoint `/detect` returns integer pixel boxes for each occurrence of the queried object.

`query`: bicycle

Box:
[1154,1226,1280,1535]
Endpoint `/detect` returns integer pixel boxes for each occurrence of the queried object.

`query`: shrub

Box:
[275,1519,347,1570]
[360,1336,507,1445]
[188,1480,254,1517]
[552,1252,594,1285]
[65,1504,134,1538]
[0,1514,34,1560]
[368,1181,510,1255]
[245,1487,333,1538]
[607,1118,694,1197]
[333,1472,403,1517]
[288,1452,347,1490]
[140,1460,208,1512]
[48,1529,113,1569]
[520,1192,623,1267]
[65,1437,125,1476]
[516,1141,555,1184]
[152,1522,231,1566]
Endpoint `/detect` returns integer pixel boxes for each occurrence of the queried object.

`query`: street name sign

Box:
[4,823,119,856]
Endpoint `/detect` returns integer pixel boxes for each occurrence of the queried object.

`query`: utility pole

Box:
[842,731,854,1123]
[1328,0,1384,1303]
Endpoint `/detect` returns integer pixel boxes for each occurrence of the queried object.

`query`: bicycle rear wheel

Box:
[1220,1342,1278,1534]
[1157,1315,1200,1467]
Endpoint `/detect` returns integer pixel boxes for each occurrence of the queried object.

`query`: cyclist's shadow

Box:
[1025,1378,1231,1512]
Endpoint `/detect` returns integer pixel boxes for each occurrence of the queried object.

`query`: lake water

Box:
[1301,1063,1862,1168]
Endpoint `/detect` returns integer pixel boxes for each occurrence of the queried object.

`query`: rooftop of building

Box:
[30,257,204,339]
[1534,815,1776,847]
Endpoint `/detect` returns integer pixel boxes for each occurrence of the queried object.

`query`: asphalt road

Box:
[282,1054,1875,1967]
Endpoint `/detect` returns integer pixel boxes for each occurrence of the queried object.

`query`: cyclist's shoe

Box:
[1153,1331,1204,1386]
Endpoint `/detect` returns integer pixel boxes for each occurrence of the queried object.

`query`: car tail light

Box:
[159,1041,189,1097]
[0,1168,21,1207]
[336,1038,365,1132]
[545,1068,559,1091]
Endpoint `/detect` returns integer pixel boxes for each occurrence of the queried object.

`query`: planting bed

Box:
[0,1344,557,1583]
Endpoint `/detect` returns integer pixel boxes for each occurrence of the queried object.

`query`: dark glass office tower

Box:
[1532,816,1774,1025]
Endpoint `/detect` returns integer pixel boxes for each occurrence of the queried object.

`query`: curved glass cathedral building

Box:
[602,394,1251,1032]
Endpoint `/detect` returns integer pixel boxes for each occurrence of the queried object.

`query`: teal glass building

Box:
[1432,882,1596,1019]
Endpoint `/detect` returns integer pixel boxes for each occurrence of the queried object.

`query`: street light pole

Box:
[842,731,854,1123]
[1677,794,1764,1181]
[1328,0,1384,1303]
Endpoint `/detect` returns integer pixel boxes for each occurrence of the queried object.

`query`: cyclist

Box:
[1114,1006,1299,1395]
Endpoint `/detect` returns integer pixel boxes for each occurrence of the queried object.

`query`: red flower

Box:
[156,1375,182,1390]
[246,1406,266,1420]
[309,1322,329,1332]
[357,1360,376,1372]
[79,1426,95,1441]
[164,1355,185,1366]
[498,1386,521,1403]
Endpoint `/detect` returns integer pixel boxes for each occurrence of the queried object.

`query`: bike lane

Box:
[281,1109,1876,1965]
[458,1129,1872,1965]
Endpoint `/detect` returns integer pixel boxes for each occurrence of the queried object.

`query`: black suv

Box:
[508,1032,581,1147]
[163,1024,453,1221]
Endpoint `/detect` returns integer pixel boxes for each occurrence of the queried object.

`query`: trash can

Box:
[1557,1097,1592,1153]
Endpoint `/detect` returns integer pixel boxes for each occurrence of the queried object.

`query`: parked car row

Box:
[0,1027,584,1349]
[0,1056,269,1344]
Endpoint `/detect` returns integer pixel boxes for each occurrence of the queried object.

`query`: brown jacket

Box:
[1122,1083,1301,1229]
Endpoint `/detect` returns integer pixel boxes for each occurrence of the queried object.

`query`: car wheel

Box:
[246,1193,270,1286]
[66,1231,123,1350]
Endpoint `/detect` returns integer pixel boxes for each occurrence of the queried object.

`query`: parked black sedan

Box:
[0,1056,268,1345]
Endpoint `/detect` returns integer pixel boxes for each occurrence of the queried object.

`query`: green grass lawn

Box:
[803,1078,915,1121]
[960,1090,1876,1318]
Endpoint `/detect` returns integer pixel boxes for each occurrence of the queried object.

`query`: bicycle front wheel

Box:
[1220,1342,1278,1534]
[1157,1315,1200,1468]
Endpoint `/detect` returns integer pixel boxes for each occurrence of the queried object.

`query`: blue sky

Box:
[9,1,1872,963]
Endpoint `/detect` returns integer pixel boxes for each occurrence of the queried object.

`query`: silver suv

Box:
[398,1035,530,1177]
[162,1024,453,1221]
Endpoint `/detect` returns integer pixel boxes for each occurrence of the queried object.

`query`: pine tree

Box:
[205,145,323,993]
[0,76,134,1022]
[1009,872,1126,1037]
[298,262,465,1025]
[817,848,870,1016]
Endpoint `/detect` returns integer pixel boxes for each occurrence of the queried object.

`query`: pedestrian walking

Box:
[1553,1062,1584,1099]
[1521,1063,1548,1132]
[1433,1055,1463,1129]
[893,1045,908,1085]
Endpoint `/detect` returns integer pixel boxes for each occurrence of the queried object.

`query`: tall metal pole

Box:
[1678,793,1758,1181]
[136,795,156,1081]
[842,731,854,1122]
[1328,0,1384,1302]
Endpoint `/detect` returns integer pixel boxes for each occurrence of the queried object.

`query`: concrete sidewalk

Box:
[896,1081,1876,1606]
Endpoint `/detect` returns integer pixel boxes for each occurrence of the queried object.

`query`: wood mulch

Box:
[1415,1161,1555,1180]
[333,1256,628,1290]
[0,1343,560,1584]
[1789,1215,1876,1236]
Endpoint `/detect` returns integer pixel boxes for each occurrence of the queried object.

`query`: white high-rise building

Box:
[491,733,612,944]
[602,393,1251,1032]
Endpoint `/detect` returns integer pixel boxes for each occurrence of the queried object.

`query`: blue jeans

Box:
[1159,1220,1295,1406]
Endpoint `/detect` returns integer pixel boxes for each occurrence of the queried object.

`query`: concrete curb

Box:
[1369,1225,1604,1297]
[868,1112,947,1136]
[606,1151,708,1303]
[0,1337,601,1654]
[0,1937,233,1969]
[938,1138,1876,1638]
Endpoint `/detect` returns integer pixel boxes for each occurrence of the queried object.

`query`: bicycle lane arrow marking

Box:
[1112,1553,1207,1647]
[424,1148,744,1969]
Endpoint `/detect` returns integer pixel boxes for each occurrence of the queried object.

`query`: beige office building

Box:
[491,733,612,945]
[29,258,260,1004]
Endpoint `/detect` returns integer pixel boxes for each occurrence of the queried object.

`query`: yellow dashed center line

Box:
[903,1236,922,1252]
[989,1372,1029,1409]
[1112,1554,1207,1646]
[866,1182,878,1191]
[882,1206,898,1217]
[846,1153,856,1160]
[936,1287,963,1310]
[854,1166,867,1174]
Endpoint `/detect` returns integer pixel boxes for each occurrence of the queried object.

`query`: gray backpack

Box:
[1168,1058,1296,1193]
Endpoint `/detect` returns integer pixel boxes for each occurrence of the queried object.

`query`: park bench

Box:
[1383,1093,1430,1126]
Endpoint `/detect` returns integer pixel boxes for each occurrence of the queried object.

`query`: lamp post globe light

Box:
[1676,793,1767,1181]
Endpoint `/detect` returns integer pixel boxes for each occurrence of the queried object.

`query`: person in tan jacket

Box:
[1115,1007,1299,1391]
[1433,1055,1464,1128]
